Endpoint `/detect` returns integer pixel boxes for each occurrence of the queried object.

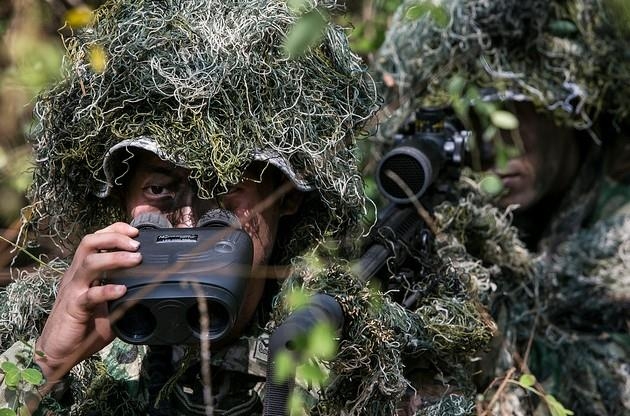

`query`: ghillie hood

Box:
[26,0,378,258]
[374,0,630,133]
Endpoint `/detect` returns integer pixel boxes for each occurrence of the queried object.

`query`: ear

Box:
[279,188,304,217]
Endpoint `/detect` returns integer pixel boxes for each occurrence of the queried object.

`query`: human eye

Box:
[145,184,170,197]
[142,179,177,201]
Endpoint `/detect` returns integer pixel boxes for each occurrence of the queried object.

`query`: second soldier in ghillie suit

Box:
[375,0,630,414]
[0,0,530,415]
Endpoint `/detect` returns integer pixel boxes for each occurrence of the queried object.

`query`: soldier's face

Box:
[493,102,580,210]
[125,151,289,268]
[123,151,300,337]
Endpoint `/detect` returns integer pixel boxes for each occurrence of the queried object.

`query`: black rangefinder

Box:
[106,209,253,345]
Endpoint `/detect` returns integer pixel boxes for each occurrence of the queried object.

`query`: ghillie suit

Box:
[374,0,630,133]
[268,179,532,415]
[0,1,535,415]
[2,0,375,413]
[374,0,630,414]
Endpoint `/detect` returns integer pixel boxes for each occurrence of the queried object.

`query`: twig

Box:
[479,367,516,416]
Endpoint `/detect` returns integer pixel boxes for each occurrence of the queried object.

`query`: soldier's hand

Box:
[34,222,141,389]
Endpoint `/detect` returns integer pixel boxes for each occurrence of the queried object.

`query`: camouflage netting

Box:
[24,0,378,259]
[374,0,630,134]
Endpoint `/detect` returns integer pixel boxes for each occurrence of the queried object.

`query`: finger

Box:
[94,222,139,236]
[82,250,142,274]
[75,232,141,259]
[83,284,127,307]
[68,285,127,322]
[61,238,142,290]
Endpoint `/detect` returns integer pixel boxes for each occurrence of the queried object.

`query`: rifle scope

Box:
[376,107,469,204]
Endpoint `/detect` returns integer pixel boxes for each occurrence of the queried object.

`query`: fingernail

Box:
[130,240,140,249]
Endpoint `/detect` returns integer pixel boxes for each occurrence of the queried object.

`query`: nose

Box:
[169,196,221,228]
[171,206,195,228]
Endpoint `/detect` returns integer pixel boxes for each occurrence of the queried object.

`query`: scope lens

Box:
[186,301,230,339]
[379,154,426,200]
[116,304,157,341]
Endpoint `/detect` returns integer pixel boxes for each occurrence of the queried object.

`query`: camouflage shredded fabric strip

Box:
[268,179,532,414]
[24,0,378,261]
[2,179,532,414]
[374,0,630,135]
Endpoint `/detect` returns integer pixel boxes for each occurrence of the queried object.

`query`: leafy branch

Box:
[0,342,45,416]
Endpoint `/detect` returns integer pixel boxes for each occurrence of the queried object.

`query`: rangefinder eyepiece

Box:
[106,209,254,345]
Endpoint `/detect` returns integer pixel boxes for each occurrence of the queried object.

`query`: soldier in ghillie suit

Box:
[375,0,630,414]
[0,0,380,413]
[0,1,539,415]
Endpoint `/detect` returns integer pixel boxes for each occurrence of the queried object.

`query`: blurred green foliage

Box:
[345,0,402,54]
[0,1,64,234]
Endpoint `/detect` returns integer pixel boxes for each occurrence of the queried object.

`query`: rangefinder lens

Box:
[187,301,230,338]
[116,304,157,341]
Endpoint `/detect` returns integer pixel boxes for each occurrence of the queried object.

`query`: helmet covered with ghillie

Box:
[25,0,378,261]
[374,0,630,134]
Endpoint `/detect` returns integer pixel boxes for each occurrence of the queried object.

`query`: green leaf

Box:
[545,394,574,416]
[296,362,326,385]
[286,0,310,14]
[4,369,20,388]
[0,362,18,373]
[288,391,305,415]
[283,10,327,58]
[363,177,379,200]
[447,75,466,97]
[480,175,503,196]
[405,4,431,21]
[286,289,311,310]
[272,351,296,383]
[0,408,17,416]
[465,85,481,101]
[430,6,450,28]
[482,125,497,143]
[306,323,337,359]
[21,368,44,386]
[0,362,20,389]
[475,101,497,117]
[518,373,536,388]
[490,110,519,130]
[405,3,450,27]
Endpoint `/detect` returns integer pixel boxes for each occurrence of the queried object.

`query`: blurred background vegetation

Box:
[0,0,402,281]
